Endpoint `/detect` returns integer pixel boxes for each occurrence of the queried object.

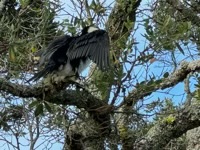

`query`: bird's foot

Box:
[53,75,66,84]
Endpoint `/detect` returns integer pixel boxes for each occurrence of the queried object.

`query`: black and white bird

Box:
[28,25,110,83]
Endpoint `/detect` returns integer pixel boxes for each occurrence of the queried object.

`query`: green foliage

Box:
[194,77,200,102]
[194,88,200,102]
[89,0,106,15]
[44,101,53,113]
[154,99,177,122]
[0,105,24,131]
[91,69,114,99]
[34,103,44,116]
[135,77,162,95]
[144,1,192,52]
[30,100,53,116]
[162,115,176,124]
[118,125,128,139]
[0,0,60,78]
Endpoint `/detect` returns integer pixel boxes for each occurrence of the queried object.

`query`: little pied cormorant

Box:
[28,25,110,82]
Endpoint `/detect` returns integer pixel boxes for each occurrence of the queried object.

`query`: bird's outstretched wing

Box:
[28,35,71,82]
[67,30,110,70]
[38,35,71,66]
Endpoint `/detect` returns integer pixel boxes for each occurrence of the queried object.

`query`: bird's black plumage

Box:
[28,26,110,82]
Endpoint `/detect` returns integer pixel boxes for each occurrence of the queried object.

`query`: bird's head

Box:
[81,25,99,35]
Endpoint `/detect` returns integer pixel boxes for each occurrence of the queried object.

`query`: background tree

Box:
[1,0,200,150]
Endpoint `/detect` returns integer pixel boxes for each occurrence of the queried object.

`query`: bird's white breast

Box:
[52,62,74,83]
[55,58,91,79]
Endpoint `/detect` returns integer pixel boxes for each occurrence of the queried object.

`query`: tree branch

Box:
[125,60,200,106]
[107,0,142,40]
[0,78,112,112]
[107,0,142,60]
[133,100,200,150]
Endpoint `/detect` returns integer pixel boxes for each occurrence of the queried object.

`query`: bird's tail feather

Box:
[28,68,49,82]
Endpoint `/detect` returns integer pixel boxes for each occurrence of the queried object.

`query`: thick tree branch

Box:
[126,60,200,106]
[0,79,43,98]
[0,79,110,110]
[107,0,142,60]
[133,100,200,150]
[107,0,142,41]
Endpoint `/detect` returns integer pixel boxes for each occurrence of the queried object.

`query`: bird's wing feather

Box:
[27,67,49,82]
[67,30,110,70]
[28,35,71,82]
[38,35,71,66]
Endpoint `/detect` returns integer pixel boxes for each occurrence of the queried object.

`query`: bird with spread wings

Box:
[28,25,110,84]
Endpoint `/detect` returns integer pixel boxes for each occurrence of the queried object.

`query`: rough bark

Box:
[133,100,200,150]
[186,127,200,150]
